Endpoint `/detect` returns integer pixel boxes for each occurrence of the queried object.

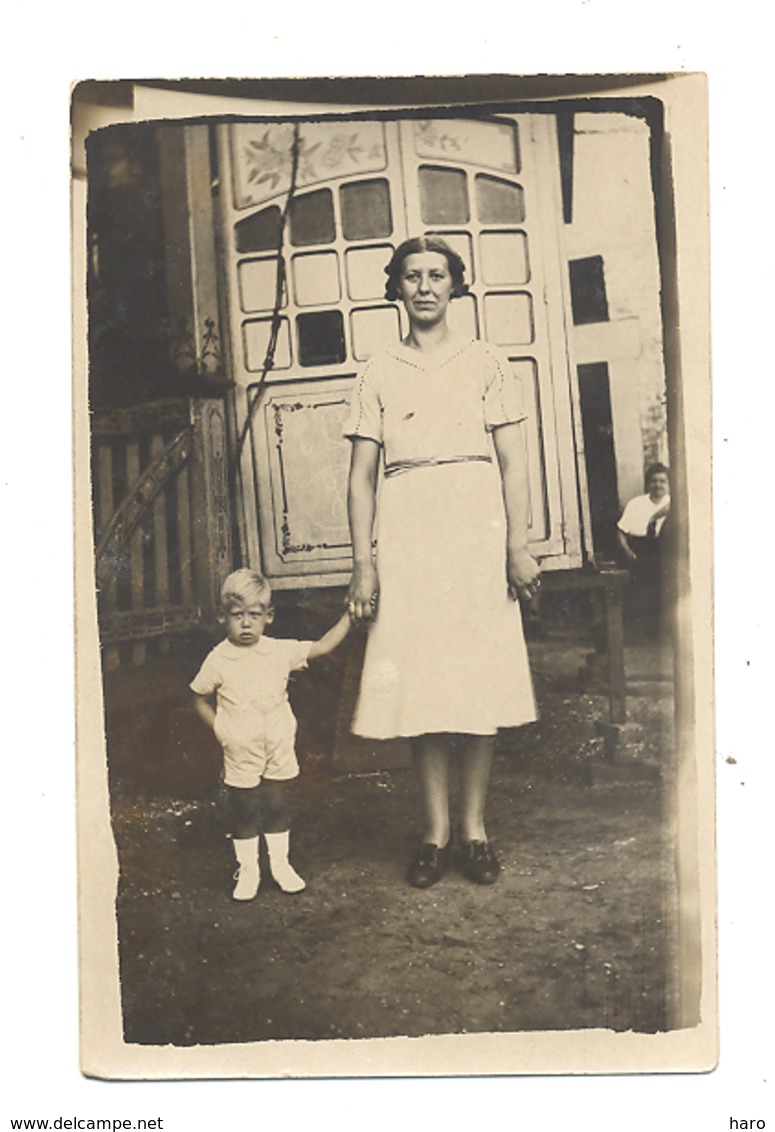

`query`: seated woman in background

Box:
[616,463,670,639]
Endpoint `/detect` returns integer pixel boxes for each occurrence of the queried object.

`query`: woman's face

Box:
[397,251,454,328]
[647,472,670,501]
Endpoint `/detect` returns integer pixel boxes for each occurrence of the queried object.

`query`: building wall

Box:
[563,111,668,510]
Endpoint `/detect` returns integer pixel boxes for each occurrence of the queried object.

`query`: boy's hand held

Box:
[506,547,541,602]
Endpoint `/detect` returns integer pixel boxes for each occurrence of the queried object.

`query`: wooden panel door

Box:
[215,114,585,588]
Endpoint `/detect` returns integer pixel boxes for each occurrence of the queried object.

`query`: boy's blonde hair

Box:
[220,568,273,611]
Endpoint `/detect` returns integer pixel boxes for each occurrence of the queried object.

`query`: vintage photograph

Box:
[72,75,714,1076]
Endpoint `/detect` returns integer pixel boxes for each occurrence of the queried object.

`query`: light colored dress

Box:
[344,335,537,739]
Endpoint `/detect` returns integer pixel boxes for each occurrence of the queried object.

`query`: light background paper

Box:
[5,3,771,1128]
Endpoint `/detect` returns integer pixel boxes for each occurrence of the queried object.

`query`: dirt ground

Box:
[104,605,676,1048]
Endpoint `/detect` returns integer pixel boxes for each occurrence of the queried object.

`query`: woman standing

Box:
[344,236,540,888]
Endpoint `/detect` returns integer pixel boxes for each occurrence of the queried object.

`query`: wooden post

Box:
[541,566,629,726]
[188,398,233,621]
[602,572,627,724]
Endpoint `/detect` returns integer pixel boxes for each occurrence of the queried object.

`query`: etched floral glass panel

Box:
[413,119,519,174]
[230,121,388,209]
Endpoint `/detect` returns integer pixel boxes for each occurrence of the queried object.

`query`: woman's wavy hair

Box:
[644,463,670,489]
[384,235,469,302]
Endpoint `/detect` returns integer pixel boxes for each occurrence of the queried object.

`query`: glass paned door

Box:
[397,116,578,559]
[216,115,583,586]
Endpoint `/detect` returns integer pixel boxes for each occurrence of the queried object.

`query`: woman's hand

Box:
[507,547,541,602]
[348,561,380,624]
[347,437,380,624]
[492,424,539,602]
[617,529,638,561]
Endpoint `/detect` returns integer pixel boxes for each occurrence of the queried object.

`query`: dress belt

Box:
[384,454,492,479]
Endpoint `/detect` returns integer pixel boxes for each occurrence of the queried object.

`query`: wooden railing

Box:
[92,397,232,668]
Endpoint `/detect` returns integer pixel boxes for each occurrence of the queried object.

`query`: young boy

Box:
[191,568,351,902]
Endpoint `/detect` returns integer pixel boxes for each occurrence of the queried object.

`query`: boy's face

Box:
[223,600,274,647]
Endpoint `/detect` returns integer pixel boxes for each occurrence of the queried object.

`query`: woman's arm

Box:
[492,422,541,599]
[347,436,381,622]
[617,528,637,561]
[308,611,352,661]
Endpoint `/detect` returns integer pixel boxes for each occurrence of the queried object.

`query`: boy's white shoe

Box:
[264,831,306,893]
[232,836,261,901]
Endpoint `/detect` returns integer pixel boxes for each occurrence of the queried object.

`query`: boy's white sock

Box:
[232,836,261,901]
[264,831,306,893]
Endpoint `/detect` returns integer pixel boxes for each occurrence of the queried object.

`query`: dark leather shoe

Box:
[461,840,501,885]
[407,843,448,888]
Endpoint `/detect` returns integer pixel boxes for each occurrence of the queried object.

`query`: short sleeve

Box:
[483,348,528,431]
[343,360,383,444]
[616,500,633,534]
[190,651,220,695]
[285,639,313,673]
